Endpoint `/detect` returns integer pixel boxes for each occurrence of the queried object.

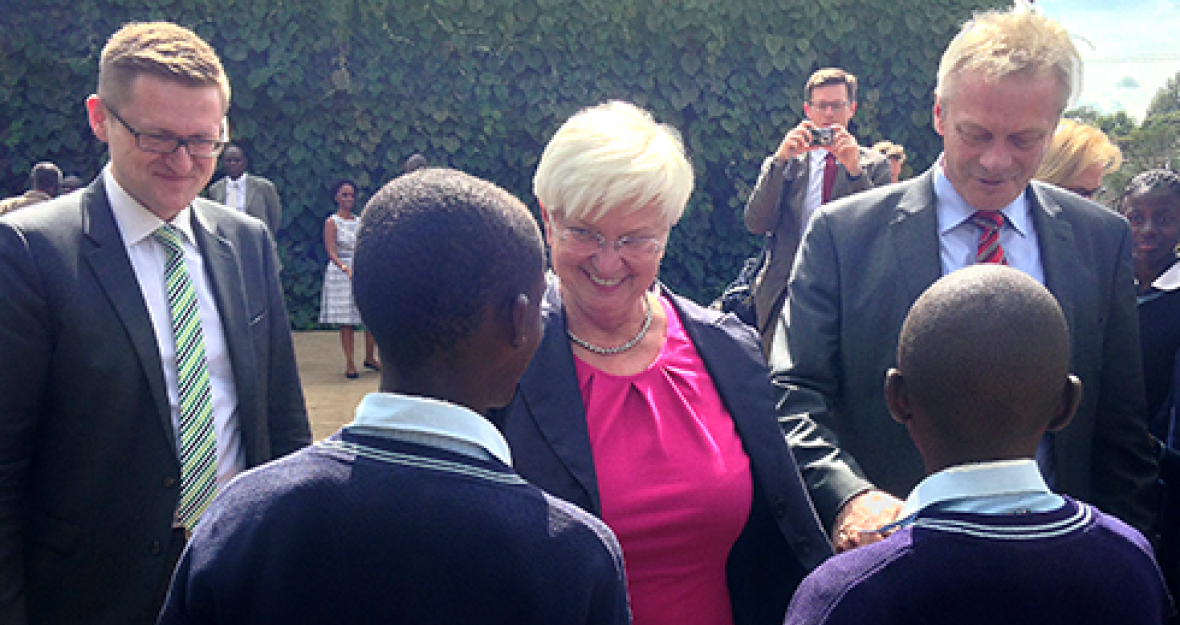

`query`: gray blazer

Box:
[0,178,311,625]
[769,167,1158,534]
[745,148,890,352]
[207,173,283,235]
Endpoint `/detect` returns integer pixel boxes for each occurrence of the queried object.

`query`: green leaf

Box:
[764,34,784,57]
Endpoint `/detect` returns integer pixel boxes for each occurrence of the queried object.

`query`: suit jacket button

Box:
[163,476,177,488]
[149,540,163,555]
[773,497,788,518]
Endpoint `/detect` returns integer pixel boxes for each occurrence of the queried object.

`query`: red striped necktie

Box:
[971,210,1006,265]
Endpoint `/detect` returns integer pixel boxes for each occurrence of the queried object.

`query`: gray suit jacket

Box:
[769,167,1158,535]
[745,148,890,351]
[0,178,311,625]
[207,173,282,235]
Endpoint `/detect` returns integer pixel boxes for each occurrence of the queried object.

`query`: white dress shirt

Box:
[104,166,246,489]
[225,175,247,211]
[801,149,832,235]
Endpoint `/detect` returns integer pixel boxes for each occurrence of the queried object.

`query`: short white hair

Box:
[534,100,693,227]
[936,2,1081,114]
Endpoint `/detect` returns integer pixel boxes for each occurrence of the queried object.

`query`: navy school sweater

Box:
[158,430,631,625]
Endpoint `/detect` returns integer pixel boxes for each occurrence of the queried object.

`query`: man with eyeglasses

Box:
[744,67,891,353]
[0,22,310,625]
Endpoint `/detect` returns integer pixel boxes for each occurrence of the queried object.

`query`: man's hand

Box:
[774,122,863,178]
[827,124,863,177]
[831,490,904,553]
[774,121,817,162]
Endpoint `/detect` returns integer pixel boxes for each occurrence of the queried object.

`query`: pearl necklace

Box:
[567,296,653,356]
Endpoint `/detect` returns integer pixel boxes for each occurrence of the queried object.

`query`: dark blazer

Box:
[0,177,311,625]
[745,148,891,352]
[770,167,1158,534]
[1152,353,1180,621]
[492,281,832,625]
[207,173,282,234]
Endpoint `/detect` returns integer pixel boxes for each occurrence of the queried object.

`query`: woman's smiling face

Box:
[545,202,669,326]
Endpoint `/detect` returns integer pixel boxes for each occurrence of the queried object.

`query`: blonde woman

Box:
[1035,118,1122,200]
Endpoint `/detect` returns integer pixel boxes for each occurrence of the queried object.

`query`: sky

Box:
[1035,0,1180,121]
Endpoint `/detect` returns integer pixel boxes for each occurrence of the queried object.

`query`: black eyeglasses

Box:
[104,103,227,158]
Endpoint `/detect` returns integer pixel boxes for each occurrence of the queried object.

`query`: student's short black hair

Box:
[899,265,1070,446]
[352,168,544,370]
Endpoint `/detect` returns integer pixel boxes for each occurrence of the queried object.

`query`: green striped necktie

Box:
[154,224,218,532]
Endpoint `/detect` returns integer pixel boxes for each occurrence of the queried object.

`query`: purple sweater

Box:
[784,497,1172,625]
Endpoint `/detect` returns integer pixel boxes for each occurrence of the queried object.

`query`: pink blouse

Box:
[574,296,754,625]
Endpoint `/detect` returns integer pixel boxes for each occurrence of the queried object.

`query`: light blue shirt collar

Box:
[898,458,1062,521]
[346,392,512,465]
[933,158,1033,239]
[930,158,1045,285]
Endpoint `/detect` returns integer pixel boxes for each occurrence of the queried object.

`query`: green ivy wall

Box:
[1,0,1003,327]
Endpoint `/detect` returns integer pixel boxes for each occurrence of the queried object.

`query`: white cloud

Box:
[1038,0,1180,120]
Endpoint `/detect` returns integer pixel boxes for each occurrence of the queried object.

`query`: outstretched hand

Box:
[831,489,904,553]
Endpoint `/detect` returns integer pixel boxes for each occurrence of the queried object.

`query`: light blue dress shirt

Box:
[345,392,512,465]
[933,158,1045,285]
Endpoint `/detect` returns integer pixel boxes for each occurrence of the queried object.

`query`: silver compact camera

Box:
[810,127,834,146]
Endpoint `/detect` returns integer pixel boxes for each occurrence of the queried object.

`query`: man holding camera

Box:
[745,67,890,352]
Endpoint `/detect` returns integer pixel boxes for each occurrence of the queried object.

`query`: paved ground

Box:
[293,330,380,440]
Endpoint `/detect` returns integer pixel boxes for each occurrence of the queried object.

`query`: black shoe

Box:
[346,370,359,379]
[363,360,381,372]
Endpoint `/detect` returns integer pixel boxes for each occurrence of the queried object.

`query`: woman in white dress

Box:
[320,179,378,378]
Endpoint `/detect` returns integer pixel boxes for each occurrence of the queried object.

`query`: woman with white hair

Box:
[491,101,831,625]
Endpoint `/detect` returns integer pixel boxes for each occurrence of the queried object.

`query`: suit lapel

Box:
[672,292,794,479]
[887,170,943,303]
[80,179,177,453]
[243,175,257,214]
[1027,185,1078,349]
[829,148,860,198]
[516,284,602,512]
[191,204,260,460]
[788,153,809,224]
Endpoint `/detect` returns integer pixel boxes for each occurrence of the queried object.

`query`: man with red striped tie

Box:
[744,67,891,354]
[769,3,1157,556]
